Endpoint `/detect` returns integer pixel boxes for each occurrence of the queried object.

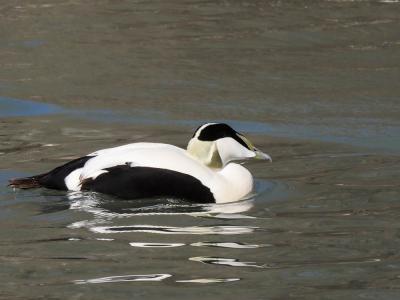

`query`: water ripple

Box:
[129,242,185,248]
[128,241,267,248]
[176,278,240,283]
[91,225,258,235]
[73,274,171,284]
[190,242,266,249]
[190,256,264,268]
[68,191,255,219]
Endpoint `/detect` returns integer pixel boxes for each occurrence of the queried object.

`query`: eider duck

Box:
[9,123,271,203]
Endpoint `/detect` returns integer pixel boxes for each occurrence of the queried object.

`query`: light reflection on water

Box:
[74,274,172,284]
[65,179,277,234]
[66,191,258,232]
[189,256,264,269]
[66,178,277,218]
[52,181,276,290]
[129,242,185,248]
[90,224,258,235]
[176,278,241,284]
[128,241,266,248]
[65,179,278,236]
[59,179,276,286]
[190,242,267,249]
[74,274,240,285]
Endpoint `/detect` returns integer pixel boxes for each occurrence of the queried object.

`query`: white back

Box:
[81,143,215,187]
[68,141,255,203]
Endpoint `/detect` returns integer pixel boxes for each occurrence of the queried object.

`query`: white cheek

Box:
[238,146,256,159]
[217,138,254,164]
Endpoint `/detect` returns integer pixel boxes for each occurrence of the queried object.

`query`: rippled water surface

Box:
[1,0,400,299]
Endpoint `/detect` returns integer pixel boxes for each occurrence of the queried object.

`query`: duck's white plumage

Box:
[10,123,271,203]
[65,142,253,203]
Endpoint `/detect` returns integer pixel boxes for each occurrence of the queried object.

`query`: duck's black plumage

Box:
[195,123,251,150]
[81,165,215,203]
[39,156,93,190]
[9,156,92,190]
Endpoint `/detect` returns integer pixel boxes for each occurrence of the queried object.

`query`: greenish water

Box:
[1,1,400,299]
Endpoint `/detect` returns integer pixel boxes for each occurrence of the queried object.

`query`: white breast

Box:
[211,163,254,203]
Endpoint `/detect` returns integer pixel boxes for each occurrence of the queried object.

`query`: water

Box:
[1,0,400,299]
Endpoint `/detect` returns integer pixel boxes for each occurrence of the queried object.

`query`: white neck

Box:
[210,163,254,203]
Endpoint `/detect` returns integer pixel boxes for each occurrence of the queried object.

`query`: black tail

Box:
[8,174,47,189]
[9,156,93,191]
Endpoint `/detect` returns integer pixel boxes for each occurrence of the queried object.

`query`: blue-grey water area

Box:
[1,1,400,299]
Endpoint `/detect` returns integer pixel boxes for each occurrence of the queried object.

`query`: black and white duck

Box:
[9,123,271,203]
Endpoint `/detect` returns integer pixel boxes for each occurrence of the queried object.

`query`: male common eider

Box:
[9,123,271,203]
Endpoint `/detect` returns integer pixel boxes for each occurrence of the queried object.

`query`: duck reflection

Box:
[66,190,255,227]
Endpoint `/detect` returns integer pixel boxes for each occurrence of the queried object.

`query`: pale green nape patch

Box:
[237,134,255,150]
[208,144,223,168]
[186,139,223,169]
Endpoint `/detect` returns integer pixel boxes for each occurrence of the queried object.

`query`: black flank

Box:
[81,165,215,203]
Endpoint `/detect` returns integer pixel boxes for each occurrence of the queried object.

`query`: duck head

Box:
[187,123,271,168]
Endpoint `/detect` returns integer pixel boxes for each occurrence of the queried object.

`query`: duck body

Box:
[9,123,270,203]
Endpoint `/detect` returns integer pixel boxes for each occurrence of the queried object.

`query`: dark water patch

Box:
[37,200,71,215]
[0,237,83,246]
[89,197,209,215]
[1,40,46,49]
[20,40,46,48]
[50,256,89,260]
[0,254,90,261]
